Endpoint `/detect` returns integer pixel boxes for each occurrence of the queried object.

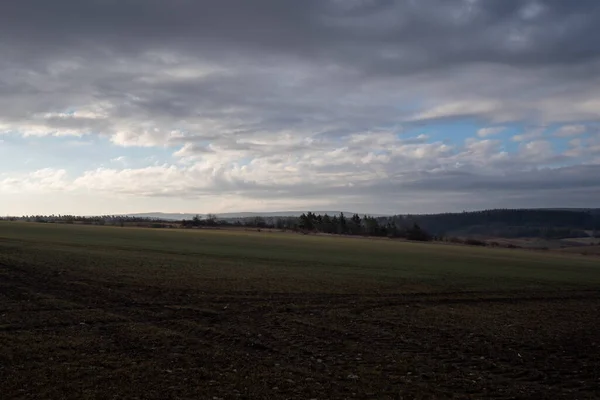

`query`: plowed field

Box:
[1,223,599,399]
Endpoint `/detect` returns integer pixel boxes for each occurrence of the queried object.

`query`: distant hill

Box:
[385,209,600,239]
[540,208,600,215]
[125,211,388,221]
[124,209,600,240]
[126,209,600,222]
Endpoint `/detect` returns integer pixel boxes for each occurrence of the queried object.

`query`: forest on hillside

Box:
[3,209,599,240]
[182,209,599,240]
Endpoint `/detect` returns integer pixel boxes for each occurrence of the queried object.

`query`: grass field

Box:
[1,222,599,399]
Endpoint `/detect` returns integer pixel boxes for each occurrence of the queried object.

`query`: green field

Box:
[1,221,599,291]
[1,222,599,399]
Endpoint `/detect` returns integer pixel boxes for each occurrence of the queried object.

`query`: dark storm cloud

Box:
[2,0,600,72]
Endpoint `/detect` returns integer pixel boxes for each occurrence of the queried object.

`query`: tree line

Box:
[3,208,599,240]
[180,209,599,240]
[182,212,434,241]
[0,215,169,227]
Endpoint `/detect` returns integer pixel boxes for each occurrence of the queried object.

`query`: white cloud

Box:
[0,169,69,193]
[110,156,128,165]
[0,121,86,137]
[512,127,546,142]
[477,127,505,137]
[554,124,587,137]
[518,140,555,162]
[409,100,501,122]
[0,135,573,201]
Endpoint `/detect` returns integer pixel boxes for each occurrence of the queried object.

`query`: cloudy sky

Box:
[1,0,600,216]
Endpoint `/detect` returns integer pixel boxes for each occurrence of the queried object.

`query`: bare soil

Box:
[1,261,599,399]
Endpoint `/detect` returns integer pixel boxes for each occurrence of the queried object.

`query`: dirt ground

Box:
[1,261,599,400]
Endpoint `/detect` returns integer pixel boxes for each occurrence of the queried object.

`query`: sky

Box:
[1,0,600,216]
